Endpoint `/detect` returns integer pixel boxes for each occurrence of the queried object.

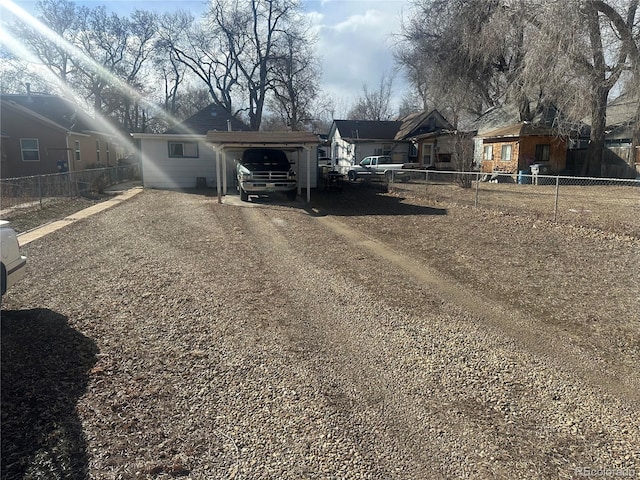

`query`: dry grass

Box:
[1,186,638,479]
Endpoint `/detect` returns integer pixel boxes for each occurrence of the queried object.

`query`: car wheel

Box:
[240,188,249,202]
[348,170,357,181]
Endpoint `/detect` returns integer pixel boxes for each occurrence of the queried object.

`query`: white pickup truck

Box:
[346,155,414,182]
[1,220,27,300]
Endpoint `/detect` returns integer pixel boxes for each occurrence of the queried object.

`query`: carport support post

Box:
[306,147,311,203]
[216,149,222,204]
[222,152,228,195]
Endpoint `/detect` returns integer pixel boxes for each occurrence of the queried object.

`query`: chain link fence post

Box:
[475,172,480,208]
[425,170,429,198]
[554,175,560,222]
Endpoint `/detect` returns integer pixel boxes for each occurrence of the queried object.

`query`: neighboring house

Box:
[477,123,567,175]
[164,104,252,135]
[395,109,463,169]
[603,93,639,177]
[133,104,252,190]
[327,120,411,173]
[470,103,570,174]
[0,93,126,179]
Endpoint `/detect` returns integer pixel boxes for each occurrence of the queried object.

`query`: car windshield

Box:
[240,149,291,171]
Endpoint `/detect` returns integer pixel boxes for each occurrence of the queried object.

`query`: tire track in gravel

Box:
[312,213,639,404]
[236,203,450,479]
[235,202,640,479]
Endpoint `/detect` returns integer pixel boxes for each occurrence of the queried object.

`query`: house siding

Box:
[140,137,219,189]
[1,108,67,178]
[481,137,566,174]
[139,138,318,190]
[480,140,520,173]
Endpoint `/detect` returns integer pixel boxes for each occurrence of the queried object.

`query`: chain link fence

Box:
[388,170,640,237]
[1,165,141,216]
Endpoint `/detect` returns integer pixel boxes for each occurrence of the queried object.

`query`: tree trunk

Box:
[584,85,609,176]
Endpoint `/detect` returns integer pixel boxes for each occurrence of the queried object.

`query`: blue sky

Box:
[7,0,410,115]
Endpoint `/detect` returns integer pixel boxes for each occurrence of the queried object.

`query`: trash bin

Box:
[517,170,531,184]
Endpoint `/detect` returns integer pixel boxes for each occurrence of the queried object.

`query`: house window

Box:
[168,141,199,158]
[422,143,433,165]
[410,143,418,157]
[383,144,392,155]
[535,144,550,162]
[483,145,493,161]
[96,139,101,164]
[74,141,81,162]
[20,138,40,161]
[501,144,512,162]
[106,142,110,164]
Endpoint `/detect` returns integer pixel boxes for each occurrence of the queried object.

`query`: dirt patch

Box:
[1,195,111,234]
[2,187,638,479]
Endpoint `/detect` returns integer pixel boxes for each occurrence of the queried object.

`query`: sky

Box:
[5,0,411,116]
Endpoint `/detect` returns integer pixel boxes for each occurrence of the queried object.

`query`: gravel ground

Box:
[1,185,639,479]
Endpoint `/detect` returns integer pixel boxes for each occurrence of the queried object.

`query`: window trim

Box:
[20,138,40,162]
[168,141,199,158]
[74,140,81,163]
[501,144,512,162]
[483,145,493,161]
[535,144,550,162]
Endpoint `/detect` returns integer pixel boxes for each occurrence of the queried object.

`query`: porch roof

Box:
[480,122,557,140]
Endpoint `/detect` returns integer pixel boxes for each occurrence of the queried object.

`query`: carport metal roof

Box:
[206,131,320,203]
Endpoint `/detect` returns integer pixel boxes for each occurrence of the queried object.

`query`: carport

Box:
[206,131,320,203]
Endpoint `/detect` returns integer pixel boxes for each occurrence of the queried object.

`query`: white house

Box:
[326,120,411,174]
[133,104,321,200]
[133,104,252,190]
[132,133,226,189]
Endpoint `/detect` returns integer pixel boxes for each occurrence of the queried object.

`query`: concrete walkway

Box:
[18,187,143,246]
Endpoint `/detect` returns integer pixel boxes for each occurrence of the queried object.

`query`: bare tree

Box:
[206,0,304,130]
[396,0,530,119]
[6,1,159,131]
[5,0,80,91]
[74,6,157,120]
[157,10,241,117]
[268,22,320,130]
[347,72,396,120]
[397,0,640,176]
[518,0,639,175]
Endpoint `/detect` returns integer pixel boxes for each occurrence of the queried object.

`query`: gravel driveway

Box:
[2,187,638,479]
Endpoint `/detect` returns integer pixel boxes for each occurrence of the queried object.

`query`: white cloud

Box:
[309,2,409,112]
[331,9,385,32]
